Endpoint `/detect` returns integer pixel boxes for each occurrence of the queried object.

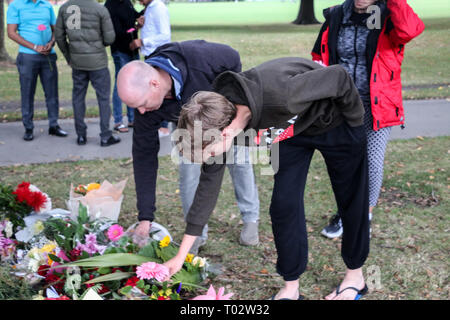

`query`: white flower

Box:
[192,256,206,268]
[4,220,13,238]
[32,221,45,235]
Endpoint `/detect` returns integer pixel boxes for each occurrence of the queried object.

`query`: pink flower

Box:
[107,224,124,242]
[37,24,47,31]
[191,285,234,300]
[136,262,169,282]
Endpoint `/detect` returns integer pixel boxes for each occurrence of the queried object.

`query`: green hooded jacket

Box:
[55,0,115,71]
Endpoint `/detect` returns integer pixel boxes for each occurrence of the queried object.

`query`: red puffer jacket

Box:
[311,0,424,131]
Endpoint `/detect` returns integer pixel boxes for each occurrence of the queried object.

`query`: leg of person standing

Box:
[112,51,127,132]
[179,161,208,254]
[72,69,89,144]
[39,53,67,137]
[363,97,392,221]
[269,135,314,300]
[16,53,40,141]
[319,123,370,300]
[89,67,120,146]
[226,145,260,246]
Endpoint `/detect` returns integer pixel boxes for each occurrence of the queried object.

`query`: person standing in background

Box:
[312,0,424,240]
[130,0,172,138]
[105,0,144,133]
[7,0,68,141]
[55,0,121,147]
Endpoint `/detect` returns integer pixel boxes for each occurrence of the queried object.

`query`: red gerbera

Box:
[12,181,48,212]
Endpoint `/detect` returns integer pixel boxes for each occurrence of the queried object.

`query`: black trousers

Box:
[269,122,370,281]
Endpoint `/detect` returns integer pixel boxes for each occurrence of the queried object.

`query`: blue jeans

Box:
[112,50,139,125]
[179,145,260,242]
[16,53,59,130]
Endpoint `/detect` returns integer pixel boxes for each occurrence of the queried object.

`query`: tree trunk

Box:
[0,0,14,64]
[292,0,320,25]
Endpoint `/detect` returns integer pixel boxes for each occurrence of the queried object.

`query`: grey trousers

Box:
[179,145,260,242]
[72,68,112,139]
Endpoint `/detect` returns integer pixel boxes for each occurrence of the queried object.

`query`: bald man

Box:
[117,40,260,254]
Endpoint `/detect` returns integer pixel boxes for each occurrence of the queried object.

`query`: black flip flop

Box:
[335,284,369,300]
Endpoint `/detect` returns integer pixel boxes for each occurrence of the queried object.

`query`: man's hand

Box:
[35,45,50,55]
[136,16,145,29]
[130,39,143,51]
[132,220,151,247]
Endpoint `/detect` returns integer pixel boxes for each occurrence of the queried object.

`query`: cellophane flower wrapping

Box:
[67,180,127,222]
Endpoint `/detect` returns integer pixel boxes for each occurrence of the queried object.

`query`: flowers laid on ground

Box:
[1,182,51,232]
[192,285,234,300]
[74,183,101,196]
[0,181,226,300]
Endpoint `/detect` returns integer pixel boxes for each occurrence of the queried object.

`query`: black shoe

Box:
[23,129,34,141]
[49,125,68,137]
[100,135,121,147]
[77,135,87,145]
[321,214,343,239]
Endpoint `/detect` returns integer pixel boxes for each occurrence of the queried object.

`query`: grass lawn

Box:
[0,0,449,111]
[0,1,449,300]
[0,136,449,300]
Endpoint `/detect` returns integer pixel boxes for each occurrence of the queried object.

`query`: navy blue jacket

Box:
[133,40,242,222]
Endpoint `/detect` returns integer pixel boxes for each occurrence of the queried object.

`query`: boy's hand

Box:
[163,256,185,281]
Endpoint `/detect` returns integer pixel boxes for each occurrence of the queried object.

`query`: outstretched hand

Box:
[163,256,185,281]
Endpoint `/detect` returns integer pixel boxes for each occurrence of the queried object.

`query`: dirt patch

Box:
[378,187,440,208]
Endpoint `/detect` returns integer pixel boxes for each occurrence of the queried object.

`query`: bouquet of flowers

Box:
[67,180,126,222]
[1,181,231,301]
[0,182,51,232]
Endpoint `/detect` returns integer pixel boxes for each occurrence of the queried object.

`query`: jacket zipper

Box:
[353,25,358,80]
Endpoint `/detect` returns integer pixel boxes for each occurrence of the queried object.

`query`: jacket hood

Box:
[213,69,263,129]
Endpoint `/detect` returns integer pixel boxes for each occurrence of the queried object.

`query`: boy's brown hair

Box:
[176,91,237,162]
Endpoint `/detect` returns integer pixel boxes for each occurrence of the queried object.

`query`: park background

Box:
[0,0,449,300]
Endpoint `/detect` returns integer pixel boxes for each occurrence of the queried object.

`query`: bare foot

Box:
[273,280,300,300]
[325,268,366,300]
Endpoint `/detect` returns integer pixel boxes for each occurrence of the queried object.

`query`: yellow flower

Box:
[87,183,101,192]
[159,236,170,248]
[39,242,57,254]
[158,288,172,297]
[185,253,194,263]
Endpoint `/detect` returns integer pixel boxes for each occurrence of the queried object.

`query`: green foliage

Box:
[0,265,37,300]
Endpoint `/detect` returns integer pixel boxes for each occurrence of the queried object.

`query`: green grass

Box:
[1,136,449,300]
[0,1,449,110]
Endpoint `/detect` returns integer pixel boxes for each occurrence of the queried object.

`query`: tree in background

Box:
[293,0,320,25]
[0,0,14,64]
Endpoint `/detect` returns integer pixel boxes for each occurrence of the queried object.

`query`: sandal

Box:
[127,122,134,128]
[114,123,129,133]
[335,284,368,300]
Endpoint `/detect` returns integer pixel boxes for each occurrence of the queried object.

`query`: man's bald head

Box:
[117,61,158,107]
